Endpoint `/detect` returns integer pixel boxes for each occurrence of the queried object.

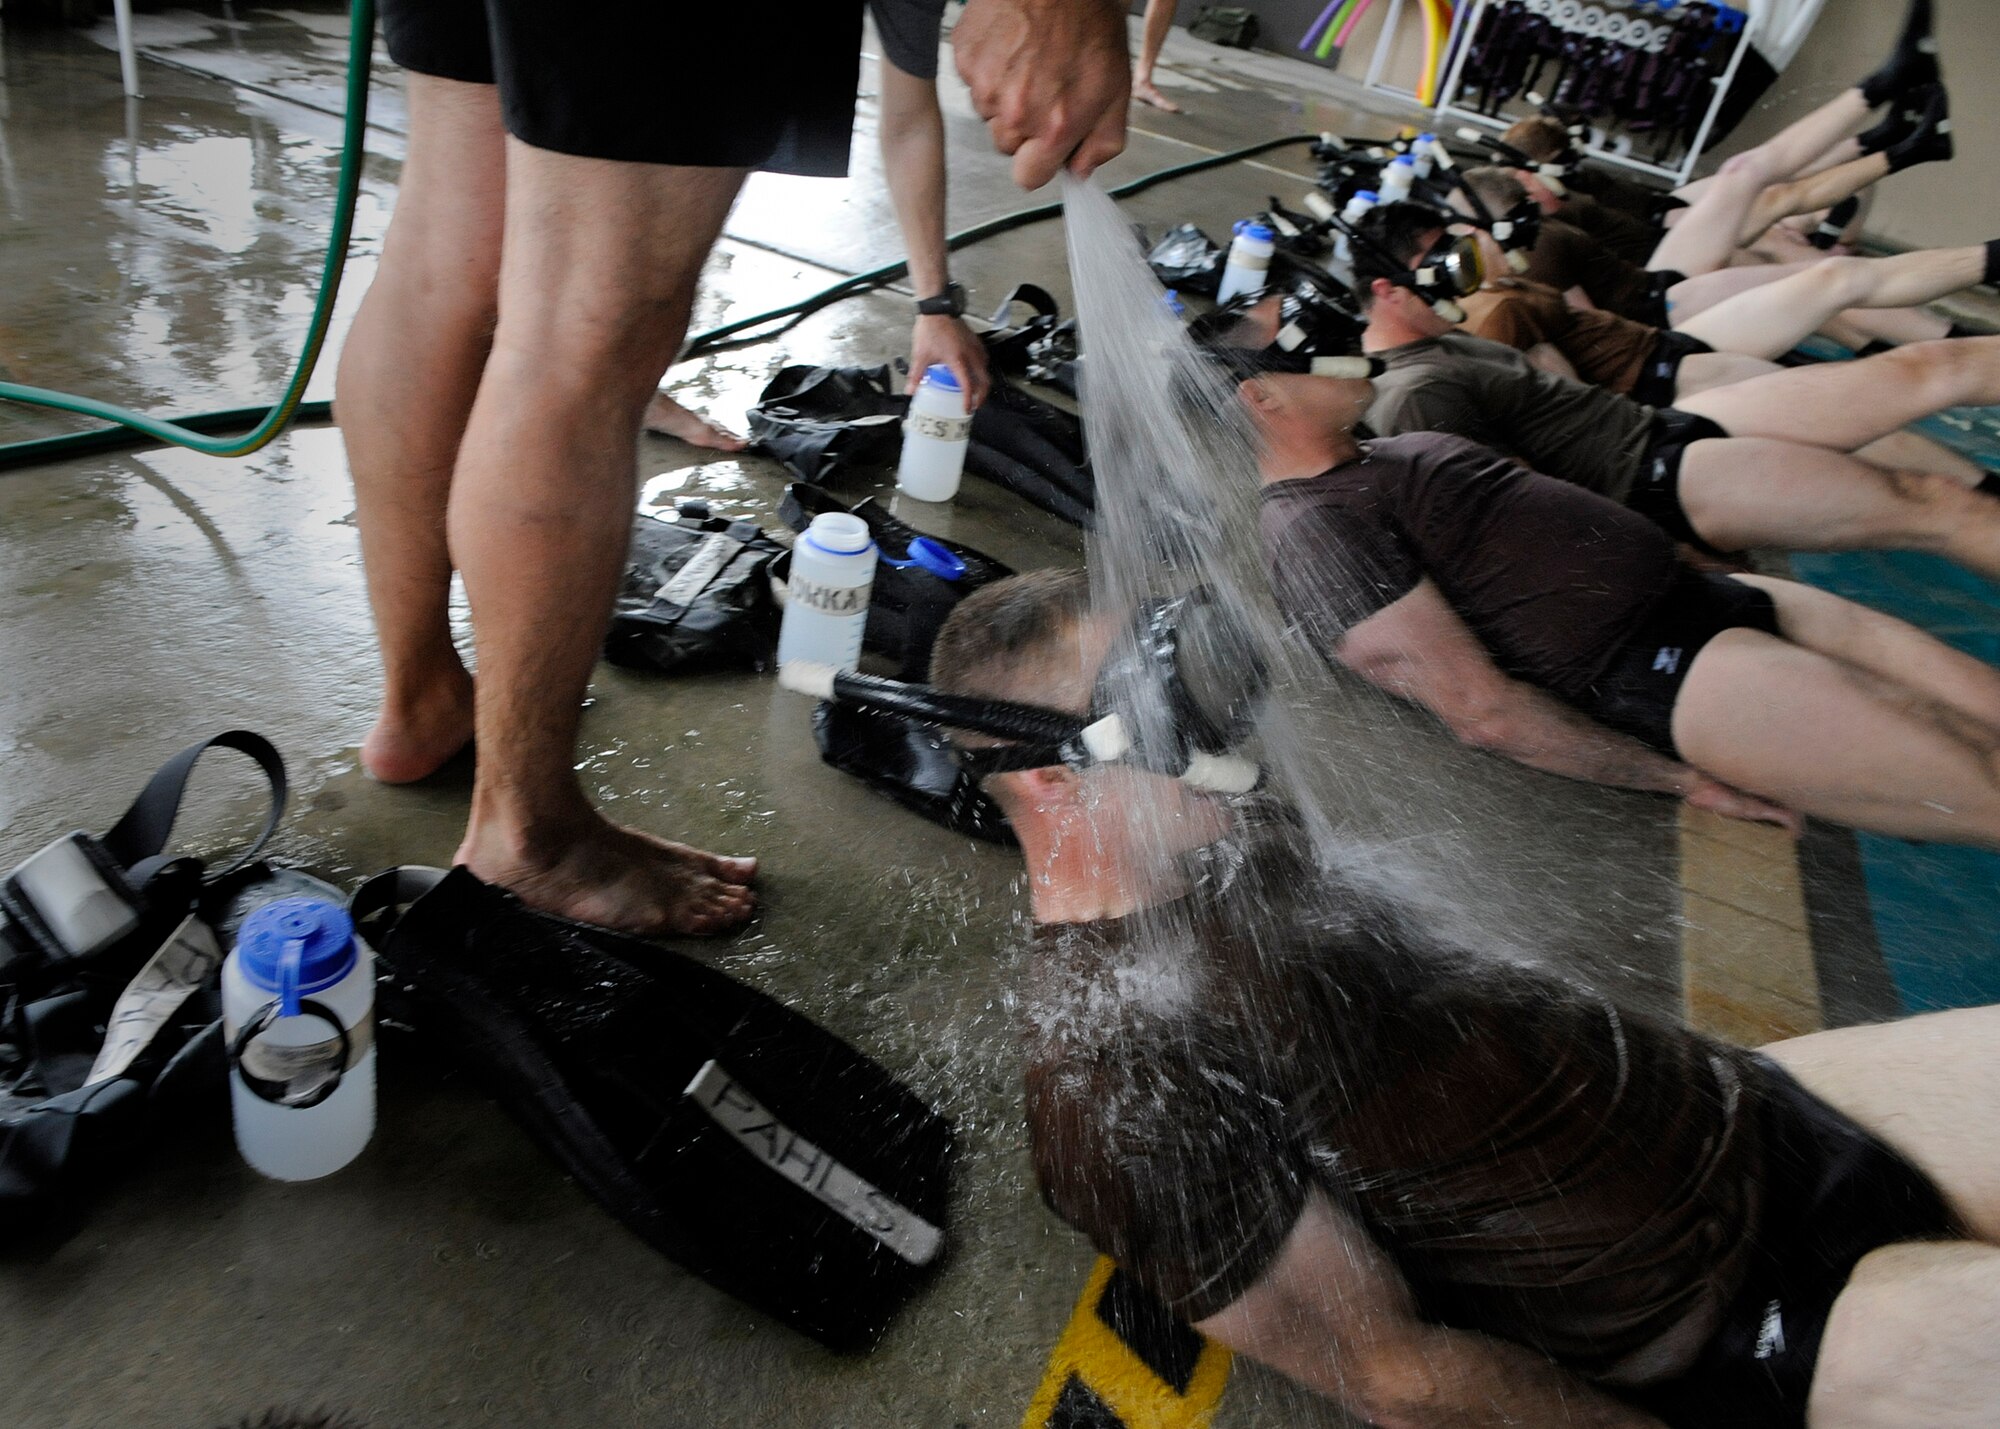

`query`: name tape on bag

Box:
[684,1059,943,1266]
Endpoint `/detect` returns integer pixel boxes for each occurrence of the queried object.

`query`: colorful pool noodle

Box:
[1419,0,1451,104]
[1334,0,1377,51]
[1299,0,1345,52]
[1317,0,1364,58]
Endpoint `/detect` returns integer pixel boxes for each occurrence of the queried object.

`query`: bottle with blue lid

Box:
[1216,219,1277,304]
[778,511,878,673]
[221,897,376,1181]
[897,364,972,503]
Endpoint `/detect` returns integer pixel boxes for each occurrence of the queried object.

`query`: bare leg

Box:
[1675,439,2000,575]
[641,391,747,450]
[1670,623,2000,849]
[1762,1005,2000,1241]
[1131,0,1180,112]
[1837,304,1955,346]
[1678,338,2000,452]
[449,141,757,936]
[1663,259,1819,327]
[1670,351,1781,398]
[1648,89,1871,279]
[1854,430,1986,485]
[1807,1241,2000,1427]
[1677,250,1986,360]
[335,75,503,784]
[1735,153,1891,249]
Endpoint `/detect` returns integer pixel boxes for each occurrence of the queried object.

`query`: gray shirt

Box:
[1365,331,1660,502]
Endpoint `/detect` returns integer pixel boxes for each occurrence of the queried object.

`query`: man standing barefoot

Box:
[336,0,1129,936]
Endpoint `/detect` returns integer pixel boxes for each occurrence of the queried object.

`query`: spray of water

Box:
[1058,172,1493,938]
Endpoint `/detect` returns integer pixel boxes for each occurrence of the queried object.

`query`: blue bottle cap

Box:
[1391,154,1416,167]
[1418,132,1437,142]
[237,898,355,1017]
[1233,220,1276,242]
[1355,189,1381,202]
[922,364,962,393]
[881,536,966,580]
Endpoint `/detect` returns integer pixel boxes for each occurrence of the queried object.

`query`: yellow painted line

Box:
[1021,1257,1232,1429]
[1677,806,1824,1042]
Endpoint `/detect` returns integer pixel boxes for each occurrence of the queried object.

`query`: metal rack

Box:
[1429,0,1758,186]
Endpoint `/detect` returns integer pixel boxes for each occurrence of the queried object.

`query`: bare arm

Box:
[1196,1193,1671,1428]
[878,62,992,406]
[1337,580,1798,828]
[1524,342,1581,381]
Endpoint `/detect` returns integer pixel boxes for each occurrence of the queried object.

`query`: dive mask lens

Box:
[1090,587,1269,773]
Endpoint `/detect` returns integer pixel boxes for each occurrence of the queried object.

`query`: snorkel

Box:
[779,588,1270,795]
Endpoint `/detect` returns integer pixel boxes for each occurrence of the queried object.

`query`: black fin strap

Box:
[101,731,288,885]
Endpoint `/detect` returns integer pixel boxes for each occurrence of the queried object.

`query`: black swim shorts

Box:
[1640,267,1688,328]
[870,0,948,80]
[1629,329,1715,408]
[1581,568,1778,757]
[1629,1057,1961,1429]
[379,0,864,175]
[1626,408,1730,550]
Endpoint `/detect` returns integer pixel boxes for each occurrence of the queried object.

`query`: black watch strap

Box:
[916,282,966,318]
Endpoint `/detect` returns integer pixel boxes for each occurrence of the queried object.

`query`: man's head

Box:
[1501,114,1573,166]
[929,571,1240,887]
[1234,371,1373,476]
[1351,203,1475,340]
[1472,160,1563,216]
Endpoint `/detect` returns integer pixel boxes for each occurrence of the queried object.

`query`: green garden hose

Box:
[0,0,375,466]
[0,0,1308,475]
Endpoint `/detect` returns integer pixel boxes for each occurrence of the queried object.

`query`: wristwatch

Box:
[916,282,967,319]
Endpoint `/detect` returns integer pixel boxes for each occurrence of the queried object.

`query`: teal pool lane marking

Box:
[1787,547,2000,1012]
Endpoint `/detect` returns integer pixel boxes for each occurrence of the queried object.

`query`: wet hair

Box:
[1463,165,1530,216]
[930,569,1094,714]
[1352,202,1448,305]
[1502,114,1570,163]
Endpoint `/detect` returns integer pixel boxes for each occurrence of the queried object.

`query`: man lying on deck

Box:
[1343,202,2000,578]
[1449,168,2000,421]
[929,568,2000,1429]
[1236,359,2000,850]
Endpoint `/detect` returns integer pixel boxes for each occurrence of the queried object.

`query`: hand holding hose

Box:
[955,0,1129,190]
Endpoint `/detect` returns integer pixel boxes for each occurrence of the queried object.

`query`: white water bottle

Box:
[223,897,375,1182]
[1215,220,1276,304]
[897,365,971,502]
[1378,154,1417,203]
[1412,133,1438,179]
[777,512,877,673]
[1335,189,1380,264]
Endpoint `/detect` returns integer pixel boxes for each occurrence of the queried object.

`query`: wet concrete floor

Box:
[0,7,1914,1426]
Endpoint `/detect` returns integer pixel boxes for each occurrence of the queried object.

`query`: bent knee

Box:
[1809,255,1873,307]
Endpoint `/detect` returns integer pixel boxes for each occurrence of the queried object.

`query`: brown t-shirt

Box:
[1560,192,1663,266]
[1460,278,1661,395]
[1027,837,1772,1384]
[1364,331,1659,501]
[1522,217,1656,320]
[1257,431,1677,699]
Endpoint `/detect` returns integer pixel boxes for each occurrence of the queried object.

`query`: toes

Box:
[709,853,758,883]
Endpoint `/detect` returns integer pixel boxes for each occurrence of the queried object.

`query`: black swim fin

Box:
[351,868,954,1354]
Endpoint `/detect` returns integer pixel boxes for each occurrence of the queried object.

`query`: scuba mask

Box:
[777,588,1269,795]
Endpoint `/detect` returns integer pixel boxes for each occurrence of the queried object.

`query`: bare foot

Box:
[643,392,748,451]
[1132,76,1182,113]
[460,814,759,938]
[363,674,475,784]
